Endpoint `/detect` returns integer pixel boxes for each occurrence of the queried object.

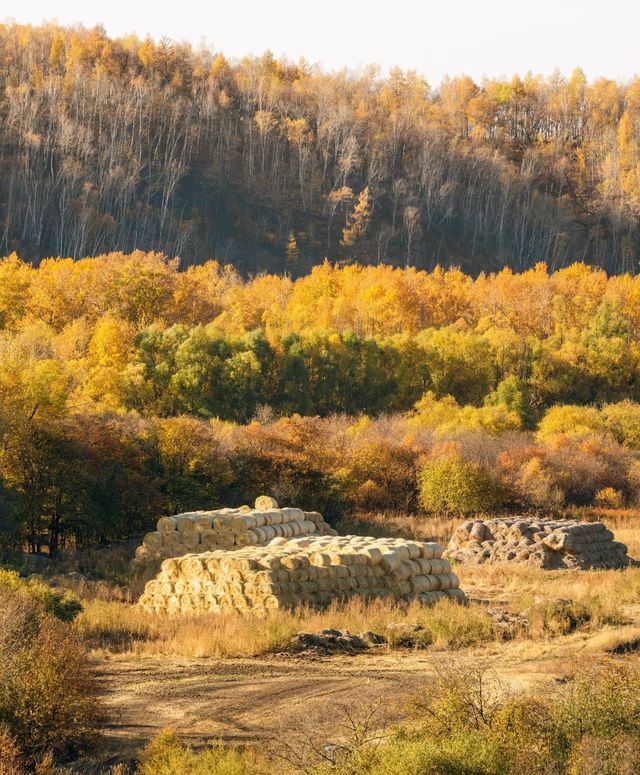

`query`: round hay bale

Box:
[182,532,200,550]
[157,516,178,533]
[255,495,279,510]
[236,531,258,546]
[162,531,180,548]
[143,532,163,551]
[175,515,197,533]
[217,531,236,548]
[193,516,214,532]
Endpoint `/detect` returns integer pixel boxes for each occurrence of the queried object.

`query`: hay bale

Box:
[139,535,465,615]
[256,495,279,510]
[133,499,337,565]
[445,517,629,570]
[142,532,163,551]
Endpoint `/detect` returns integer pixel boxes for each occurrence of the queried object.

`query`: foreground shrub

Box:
[127,658,640,775]
[315,731,506,775]
[0,723,23,775]
[137,730,262,775]
[0,569,82,622]
[0,587,101,764]
[567,734,640,775]
[417,454,506,514]
[554,659,640,750]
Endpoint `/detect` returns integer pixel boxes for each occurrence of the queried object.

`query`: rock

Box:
[359,630,387,645]
[288,629,370,655]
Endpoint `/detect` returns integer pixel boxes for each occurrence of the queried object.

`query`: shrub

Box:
[567,734,640,775]
[137,730,261,775]
[515,456,565,509]
[537,404,607,439]
[411,391,521,435]
[342,438,418,511]
[318,659,640,775]
[317,732,506,775]
[553,659,640,747]
[595,487,624,508]
[544,435,631,506]
[0,568,82,622]
[0,724,23,775]
[527,599,592,638]
[0,587,101,763]
[601,400,640,449]
[417,454,506,515]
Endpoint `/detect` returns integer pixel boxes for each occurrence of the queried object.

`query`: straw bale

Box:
[256,496,279,509]
[140,534,465,615]
[445,516,629,569]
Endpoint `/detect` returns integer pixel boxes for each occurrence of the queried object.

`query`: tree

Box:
[418,454,507,515]
[341,187,372,250]
[285,232,300,272]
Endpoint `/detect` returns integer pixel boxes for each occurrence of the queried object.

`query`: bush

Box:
[515,456,565,509]
[537,404,607,439]
[553,659,640,747]
[601,400,640,450]
[417,454,506,515]
[527,599,592,638]
[137,730,261,775]
[308,658,640,775]
[595,487,624,508]
[0,569,82,622]
[317,731,506,775]
[567,734,640,775]
[0,587,101,764]
[0,724,23,775]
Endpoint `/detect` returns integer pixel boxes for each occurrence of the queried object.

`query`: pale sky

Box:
[6,0,640,84]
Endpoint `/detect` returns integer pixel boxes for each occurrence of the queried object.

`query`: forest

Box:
[3,252,640,554]
[1,23,640,273]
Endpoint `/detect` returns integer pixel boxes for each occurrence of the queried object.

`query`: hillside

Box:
[1,23,640,273]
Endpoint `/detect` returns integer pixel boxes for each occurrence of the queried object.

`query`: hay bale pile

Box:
[138,535,465,614]
[445,517,629,570]
[133,497,336,565]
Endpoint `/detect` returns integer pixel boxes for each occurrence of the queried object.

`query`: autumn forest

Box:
[3,251,640,554]
[3,23,640,557]
[1,23,640,273]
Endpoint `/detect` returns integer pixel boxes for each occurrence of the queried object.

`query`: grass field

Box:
[66,507,640,660]
[25,508,640,772]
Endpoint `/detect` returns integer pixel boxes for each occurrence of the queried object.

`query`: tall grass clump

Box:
[76,596,499,658]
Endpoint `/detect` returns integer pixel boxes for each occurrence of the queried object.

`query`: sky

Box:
[6,0,640,84]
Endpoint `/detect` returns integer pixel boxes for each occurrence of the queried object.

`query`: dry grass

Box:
[63,508,640,661]
[340,510,465,545]
[76,596,498,658]
[585,625,640,653]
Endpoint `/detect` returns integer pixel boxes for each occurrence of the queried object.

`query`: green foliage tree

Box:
[417,454,507,515]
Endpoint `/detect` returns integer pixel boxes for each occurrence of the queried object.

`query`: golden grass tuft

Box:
[76,596,498,658]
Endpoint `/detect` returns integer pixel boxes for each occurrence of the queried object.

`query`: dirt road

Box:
[92,640,578,761]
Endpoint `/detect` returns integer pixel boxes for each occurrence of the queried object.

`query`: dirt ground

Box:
[90,624,619,764]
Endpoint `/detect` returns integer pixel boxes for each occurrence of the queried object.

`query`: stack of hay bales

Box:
[138,535,465,614]
[445,517,629,570]
[133,497,337,565]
